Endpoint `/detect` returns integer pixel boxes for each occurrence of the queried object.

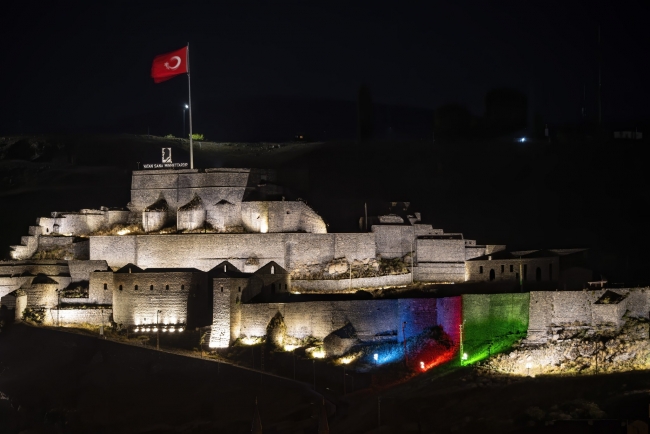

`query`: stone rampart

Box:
[372,225,413,258]
[417,239,466,262]
[526,288,649,342]
[413,263,465,282]
[68,260,109,282]
[88,271,114,305]
[90,233,378,272]
[466,257,560,282]
[461,293,530,363]
[43,308,112,326]
[239,300,399,342]
[111,270,207,326]
[292,274,411,292]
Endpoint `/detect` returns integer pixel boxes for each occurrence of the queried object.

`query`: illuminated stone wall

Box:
[466,257,560,282]
[129,169,250,217]
[461,293,530,365]
[15,294,26,321]
[88,271,116,305]
[396,297,462,346]
[37,209,129,236]
[111,270,207,327]
[238,300,399,342]
[0,260,70,297]
[210,277,248,348]
[417,239,466,262]
[372,225,413,258]
[90,233,377,272]
[526,289,649,342]
[26,282,63,309]
[292,274,412,292]
[68,260,110,282]
[43,308,112,326]
[413,263,465,282]
[177,208,205,231]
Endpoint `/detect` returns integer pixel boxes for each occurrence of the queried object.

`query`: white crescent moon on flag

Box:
[164,56,182,70]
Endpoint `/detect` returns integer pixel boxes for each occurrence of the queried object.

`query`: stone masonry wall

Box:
[90,233,378,273]
[526,289,649,343]
[372,226,413,259]
[43,308,112,326]
[112,271,206,326]
[413,263,465,282]
[239,300,399,342]
[417,239,466,262]
[89,271,115,305]
[466,257,560,282]
[292,274,412,292]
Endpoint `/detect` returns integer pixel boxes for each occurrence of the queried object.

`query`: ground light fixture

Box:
[373,353,378,363]
[462,353,468,361]
[420,361,425,370]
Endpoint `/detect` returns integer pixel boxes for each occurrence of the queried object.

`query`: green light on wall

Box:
[461,293,529,366]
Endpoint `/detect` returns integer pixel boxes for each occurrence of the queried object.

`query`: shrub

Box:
[23,307,45,324]
[164,134,176,139]
[190,133,204,140]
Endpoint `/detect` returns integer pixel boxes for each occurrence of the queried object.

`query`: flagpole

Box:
[187,42,194,169]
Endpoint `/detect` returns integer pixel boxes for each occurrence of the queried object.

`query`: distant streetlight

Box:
[183,104,189,138]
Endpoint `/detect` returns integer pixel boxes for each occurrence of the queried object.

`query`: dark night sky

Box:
[1,1,649,137]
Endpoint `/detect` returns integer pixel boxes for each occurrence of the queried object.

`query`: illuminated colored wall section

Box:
[397,297,462,370]
[461,293,529,365]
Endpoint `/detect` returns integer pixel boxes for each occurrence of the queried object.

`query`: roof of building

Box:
[115,263,144,273]
[254,261,289,275]
[208,261,252,278]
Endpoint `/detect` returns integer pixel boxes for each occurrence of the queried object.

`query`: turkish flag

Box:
[151,46,188,83]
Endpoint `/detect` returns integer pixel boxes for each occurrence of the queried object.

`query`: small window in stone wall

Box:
[135,285,138,291]
[479,266,483,274]
[181,285,185,290]
[103,283,108,290]
[150,285,154,291]
[500,265,504,273]
[119,285,123,291]
[510,265,514,272]
[238,287,241,292]
[220,286,223,292]
[166,285,169,290]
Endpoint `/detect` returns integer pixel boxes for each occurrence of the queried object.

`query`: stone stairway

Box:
[9,226,42,260]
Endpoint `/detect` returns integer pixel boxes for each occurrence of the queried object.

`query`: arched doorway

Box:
[489,269,495,281]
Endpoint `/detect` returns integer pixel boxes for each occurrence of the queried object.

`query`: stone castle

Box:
[0,167,594,351]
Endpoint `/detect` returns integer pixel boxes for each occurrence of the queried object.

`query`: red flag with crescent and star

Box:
[151,46,188,83]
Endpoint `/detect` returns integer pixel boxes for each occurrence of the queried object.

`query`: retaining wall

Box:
[90,233,377,272]
[43,308,112,326]
[462,293,530,364]
[292,274,411,292]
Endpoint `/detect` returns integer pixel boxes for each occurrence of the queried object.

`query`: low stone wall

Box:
[526,288,649,343]
[43,308,112,326]
[291,274,412,292]
[413,263,465,282]
[239,300,399,342]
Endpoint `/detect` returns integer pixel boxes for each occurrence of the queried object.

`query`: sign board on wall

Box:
[142,148,189,169]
